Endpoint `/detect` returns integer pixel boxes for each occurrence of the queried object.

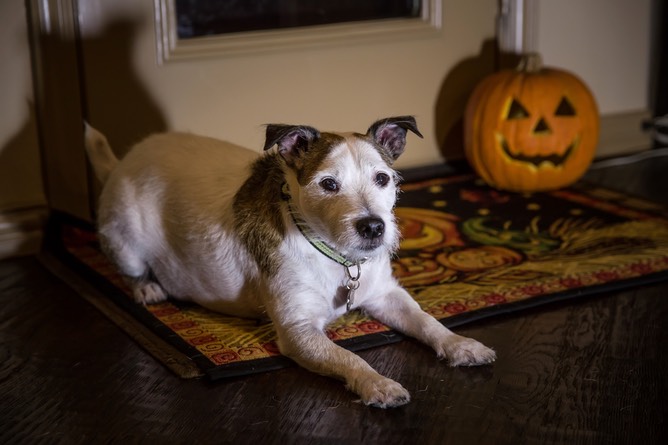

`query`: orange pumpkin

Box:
[464,53,599,192]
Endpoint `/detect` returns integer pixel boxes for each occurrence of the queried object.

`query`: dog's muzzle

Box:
[356,217,385,250]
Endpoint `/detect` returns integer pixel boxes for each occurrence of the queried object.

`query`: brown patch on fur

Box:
[233,131,365,274]
[233,153,286,276]
[295,132,346,185]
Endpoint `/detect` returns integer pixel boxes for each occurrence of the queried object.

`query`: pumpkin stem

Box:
[517,53,543,73]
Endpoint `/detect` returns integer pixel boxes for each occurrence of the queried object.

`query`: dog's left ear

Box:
[367,116,423,162]
[264,124,320,167]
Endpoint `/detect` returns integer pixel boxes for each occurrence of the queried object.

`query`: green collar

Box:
[281,182,366,311]
[282,183,364,268]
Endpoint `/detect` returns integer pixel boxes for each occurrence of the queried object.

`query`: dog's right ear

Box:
[264,124,320,167]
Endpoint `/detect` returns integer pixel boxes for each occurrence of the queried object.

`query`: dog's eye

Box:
[320,177,339,192]
[375,172,390,187]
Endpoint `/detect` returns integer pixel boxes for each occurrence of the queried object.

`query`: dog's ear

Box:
[367,116,423,162]
[264,124,320,167]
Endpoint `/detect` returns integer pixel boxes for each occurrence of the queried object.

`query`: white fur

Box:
[85,122,496,408]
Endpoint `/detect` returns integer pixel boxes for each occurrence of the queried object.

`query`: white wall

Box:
[77,0,499,169]
[537,0,651,114]
[0,0,656,220]
[75,0,654,171]
[0,1,45,211]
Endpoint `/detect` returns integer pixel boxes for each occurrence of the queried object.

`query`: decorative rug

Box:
[47,174,668,380]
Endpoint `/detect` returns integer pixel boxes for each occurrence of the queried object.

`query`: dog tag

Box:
[344,261,362,311]
[345,280,360,312]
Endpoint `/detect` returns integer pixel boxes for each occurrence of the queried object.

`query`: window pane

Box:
[176,0,422,39]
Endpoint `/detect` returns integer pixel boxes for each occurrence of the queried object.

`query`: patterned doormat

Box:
[46,174,668,380]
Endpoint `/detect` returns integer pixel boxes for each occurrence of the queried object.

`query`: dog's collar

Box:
[281,183,366,269]
[281,182,367,311]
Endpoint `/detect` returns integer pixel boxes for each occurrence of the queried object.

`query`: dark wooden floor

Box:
[2,154,668,444]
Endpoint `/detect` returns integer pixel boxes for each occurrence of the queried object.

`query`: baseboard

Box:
[597,109,653,158]
[0,206,48,260]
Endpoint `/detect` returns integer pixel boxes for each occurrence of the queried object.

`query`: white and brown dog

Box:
[84,116,495,408]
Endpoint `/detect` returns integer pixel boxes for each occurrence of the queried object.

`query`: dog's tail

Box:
[84,122,118,184]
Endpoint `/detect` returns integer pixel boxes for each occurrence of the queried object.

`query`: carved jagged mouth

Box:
[496,134,579,168]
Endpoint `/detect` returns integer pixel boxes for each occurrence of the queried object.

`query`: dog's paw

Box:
[131,281,167,305]
[439,335,496,367]
[353,376,411,409]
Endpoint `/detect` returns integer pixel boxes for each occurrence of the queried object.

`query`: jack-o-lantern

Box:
[464,53,599,192]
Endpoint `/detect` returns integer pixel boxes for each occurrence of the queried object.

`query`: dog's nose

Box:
[356,217,385,240]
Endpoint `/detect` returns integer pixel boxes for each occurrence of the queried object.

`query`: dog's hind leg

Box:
[99,230,168,305]
[125,272,167,305]
[276,323,410,408]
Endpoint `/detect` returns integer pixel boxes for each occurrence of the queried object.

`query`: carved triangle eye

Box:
[555,97,576,116]
[506,98,530,120]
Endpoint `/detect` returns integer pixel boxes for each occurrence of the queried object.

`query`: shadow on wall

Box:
[33,14,168,219]
[80,18,167,158]
[433,39,498,161]
[0,103,44,211]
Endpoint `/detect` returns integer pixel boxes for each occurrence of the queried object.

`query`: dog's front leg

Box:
[276,323,410,408]
[366,287,496,366]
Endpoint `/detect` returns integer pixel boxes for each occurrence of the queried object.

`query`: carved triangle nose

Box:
[533,118,552,135]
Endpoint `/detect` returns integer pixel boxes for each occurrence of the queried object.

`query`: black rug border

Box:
[44,173,668,380]
[44,213,220,376]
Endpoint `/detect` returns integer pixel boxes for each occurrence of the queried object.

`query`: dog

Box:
[84,116,496,408]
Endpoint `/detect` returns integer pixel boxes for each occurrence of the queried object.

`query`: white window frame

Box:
[154,0,442,63]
